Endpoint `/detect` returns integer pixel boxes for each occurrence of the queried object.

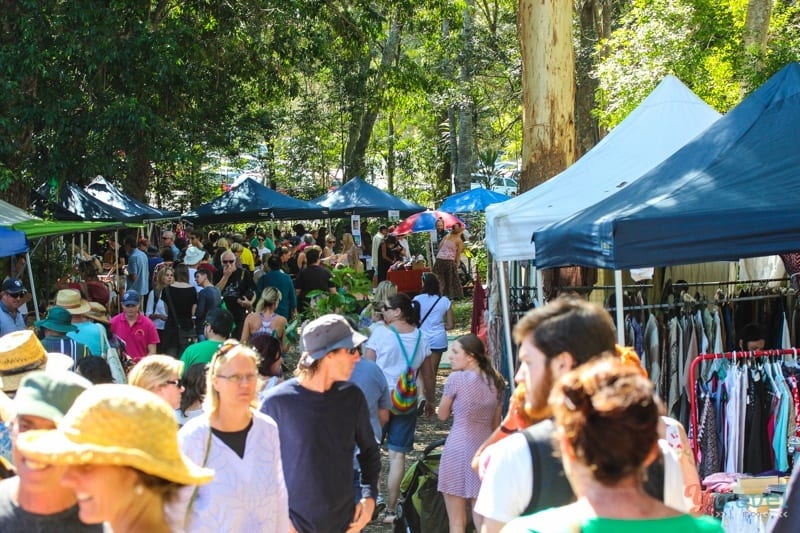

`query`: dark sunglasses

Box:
[164,379,182,387]
[6,293,25,299]
[222,260,235,264]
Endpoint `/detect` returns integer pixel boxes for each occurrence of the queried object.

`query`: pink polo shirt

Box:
[110,312,159,362]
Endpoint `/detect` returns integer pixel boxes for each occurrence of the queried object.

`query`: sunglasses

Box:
[6,293,25,299]
[163,379,183,387]
[222,260,235,264]
[381,304,395,312]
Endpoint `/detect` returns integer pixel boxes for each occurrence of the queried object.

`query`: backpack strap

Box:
[389,325,421,368]
[522,419,575,515]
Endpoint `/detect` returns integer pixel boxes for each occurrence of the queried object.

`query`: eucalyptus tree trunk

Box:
[454,0,476,193]
[518,0,576,190]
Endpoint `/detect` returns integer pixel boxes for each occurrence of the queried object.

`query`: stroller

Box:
[393,439,449,533]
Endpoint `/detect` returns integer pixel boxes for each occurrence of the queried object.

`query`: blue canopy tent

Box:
[439,188,510,214]
[182,177,324,223]
[0,227,28,257]
[311,177,425,218]
[533,63,800,342]
[534,63,800,270]
[85,176,179,221]
[31,182,135,222]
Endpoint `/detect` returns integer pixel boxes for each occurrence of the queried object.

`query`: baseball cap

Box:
[122,290,140,306]
[300,314,367,365]
[2,278,26,295]
[13,371,92,423]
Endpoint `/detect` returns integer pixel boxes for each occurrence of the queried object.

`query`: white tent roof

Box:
[0,199,40,227]
[485,75,721,262]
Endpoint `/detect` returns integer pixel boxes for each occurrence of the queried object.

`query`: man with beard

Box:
[473,298,617,532]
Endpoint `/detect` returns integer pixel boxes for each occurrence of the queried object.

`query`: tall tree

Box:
[518,0,576,190]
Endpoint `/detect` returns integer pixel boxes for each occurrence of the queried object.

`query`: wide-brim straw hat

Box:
[16,384,214,486]
[54,289,91,315]
[0,330,74,393]
[86,302,110,325]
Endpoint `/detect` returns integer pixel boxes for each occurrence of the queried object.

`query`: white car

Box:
[470,176,518,196]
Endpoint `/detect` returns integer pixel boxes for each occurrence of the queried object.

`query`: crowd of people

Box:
[7,220,797,531]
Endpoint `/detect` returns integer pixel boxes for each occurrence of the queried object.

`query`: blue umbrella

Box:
[439,188,511,213]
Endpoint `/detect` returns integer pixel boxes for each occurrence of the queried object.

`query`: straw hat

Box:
[54,289,91,315]
[86,302,110,325]
[0,330,74,393]
[16,384,214,486]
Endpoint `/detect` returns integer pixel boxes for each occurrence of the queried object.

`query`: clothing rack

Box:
[688,349,799,463]
[608,290,789,313]
[562,277,792,292]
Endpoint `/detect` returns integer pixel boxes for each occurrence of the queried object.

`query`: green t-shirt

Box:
[502,509,724,533]
[180,340,223,376]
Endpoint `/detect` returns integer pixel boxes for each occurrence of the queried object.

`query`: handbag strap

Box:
[419,295,443,327]
[184,426,213,528]
[389,325,421,368]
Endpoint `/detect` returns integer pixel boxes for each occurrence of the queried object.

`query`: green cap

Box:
[14,371,92,423]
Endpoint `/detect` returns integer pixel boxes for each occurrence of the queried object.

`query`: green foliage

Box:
[595,0,800,129]
[303,267,372,322]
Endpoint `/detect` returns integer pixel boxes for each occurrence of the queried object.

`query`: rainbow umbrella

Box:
[393,210,464,234]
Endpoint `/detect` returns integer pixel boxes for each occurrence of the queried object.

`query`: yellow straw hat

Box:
[16,384,214,486]
[0,330,74,393]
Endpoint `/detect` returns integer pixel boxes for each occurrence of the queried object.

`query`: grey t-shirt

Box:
[0,477,105,533]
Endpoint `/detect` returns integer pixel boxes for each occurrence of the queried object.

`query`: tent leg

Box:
[25,252,40,322]
[615,270,624,345]
[497,260,516,385]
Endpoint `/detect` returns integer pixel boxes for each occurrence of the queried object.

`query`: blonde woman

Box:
[128,355,184,410]
[16,384,213,533]
[240,287,287,349]
[359,280,397,332]
[338,233,363,272]
[168,341,289,532]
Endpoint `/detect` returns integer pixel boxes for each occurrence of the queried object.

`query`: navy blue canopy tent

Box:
[534,62,800,271]
[183,177,324,223]
[31,182,135,222]
[311,177,425,218]
[85,176,178,220]
[439,188,510,214]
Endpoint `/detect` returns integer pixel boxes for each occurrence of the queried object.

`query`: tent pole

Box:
[497,260,516,385]
[25,252,40,322]
[615,270,624,345]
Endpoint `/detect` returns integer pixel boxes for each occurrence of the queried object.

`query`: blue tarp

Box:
[0,228,28,257]
[85,176,178,220]
[534,63,800,270]
[439,188,510,214]
[183,178,324,222]
[311,177,425,218]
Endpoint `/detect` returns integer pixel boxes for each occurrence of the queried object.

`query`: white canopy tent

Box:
[484,75,722,366]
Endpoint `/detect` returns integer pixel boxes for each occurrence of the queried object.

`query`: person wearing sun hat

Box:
[16,384,214,533]
[261,314,380,532]
[182,246,205,293]
[35,306,89,371]
[53,289,103,359]
[0,330,75,396]
[0,371,102,532]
